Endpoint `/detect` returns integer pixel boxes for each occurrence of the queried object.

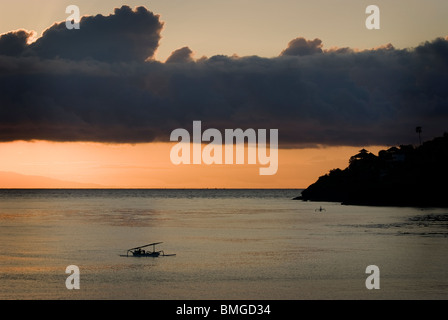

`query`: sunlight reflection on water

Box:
[0,189,447,299]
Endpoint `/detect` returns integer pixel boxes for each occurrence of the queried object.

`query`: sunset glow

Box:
[0,141,384,188]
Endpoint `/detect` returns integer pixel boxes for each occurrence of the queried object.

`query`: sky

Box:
[0,1,447,188]
[1,0,447,61]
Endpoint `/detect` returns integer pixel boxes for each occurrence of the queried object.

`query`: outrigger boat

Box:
[122,242,176,257]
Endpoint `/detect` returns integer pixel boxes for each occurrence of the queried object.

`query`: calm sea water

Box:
[0,189,447,300]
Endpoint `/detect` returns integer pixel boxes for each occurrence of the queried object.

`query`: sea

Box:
[0,189,447,300]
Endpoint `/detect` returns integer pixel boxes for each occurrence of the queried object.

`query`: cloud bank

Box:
[0,5,447,147]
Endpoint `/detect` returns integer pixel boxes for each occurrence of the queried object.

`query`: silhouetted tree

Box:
[416,126,422,145]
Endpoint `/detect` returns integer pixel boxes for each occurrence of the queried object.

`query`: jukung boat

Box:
[122,242,176,257]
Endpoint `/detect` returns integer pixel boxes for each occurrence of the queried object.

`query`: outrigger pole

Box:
[127,242,163,251]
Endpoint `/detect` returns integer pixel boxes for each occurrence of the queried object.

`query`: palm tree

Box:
[416,126,422,145]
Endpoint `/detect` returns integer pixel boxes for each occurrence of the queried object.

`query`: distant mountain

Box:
[0,171,103,188]
[294,133,448,207]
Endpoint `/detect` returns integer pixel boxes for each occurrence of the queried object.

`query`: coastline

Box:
[293,133,448,208]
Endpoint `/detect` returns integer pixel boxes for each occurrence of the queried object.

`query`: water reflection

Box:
[0,189,447,299]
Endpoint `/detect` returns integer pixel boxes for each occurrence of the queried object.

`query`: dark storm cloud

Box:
[0,30,34,56]
[28,5,163,62]
[0,5,447,147]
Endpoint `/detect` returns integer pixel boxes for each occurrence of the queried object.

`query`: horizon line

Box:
[0,187,304,190]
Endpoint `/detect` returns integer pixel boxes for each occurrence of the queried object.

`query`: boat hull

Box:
[132,251,160,257]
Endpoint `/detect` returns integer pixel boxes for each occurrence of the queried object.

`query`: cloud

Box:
[279,37,323,56]
[27,5,163,62]
[0,30,35,56]
[0,6,447,148]
[165,46,194,63]
[324,46,354,54]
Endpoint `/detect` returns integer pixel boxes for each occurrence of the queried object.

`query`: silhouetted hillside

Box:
[0,171,103,189]
[295,133,448,207]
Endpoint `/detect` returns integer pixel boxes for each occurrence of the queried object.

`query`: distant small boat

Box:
[315,206,326,212]
[121,242,176,257]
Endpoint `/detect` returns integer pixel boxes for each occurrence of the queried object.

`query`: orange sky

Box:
[0,141,384,188]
